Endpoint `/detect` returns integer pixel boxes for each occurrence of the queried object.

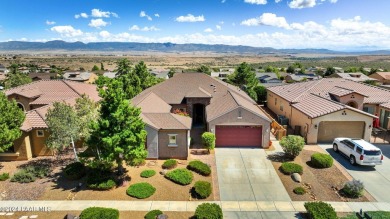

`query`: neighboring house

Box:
[369,72,390,85]
[267,78,390,144]
[103,71,117,79]
[328,73,377,83]
[28,73,55,81]
[150,70,169,80]
[211,69,235,81]
[132,73,272,159]
[63,72,98,84]
[285,73,321,83]
[334,67,344,73]
[256,73,282,84]
[1,80,100,161]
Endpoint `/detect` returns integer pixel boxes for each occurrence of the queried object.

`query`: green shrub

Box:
[79,207,119,219]
[162,159,177,169]
[366,211,390,218]
[194,181,212,199]
[280,162,303,175]
[144,210,163,219]
[195,203,223,219]
[304,201,337,219]
[63,162,86,180]
[187,160,211,176]
[279,135,305,159]
[202,132,216,151]
[126,182,156,199]
[293,186,306,195]
[86,169,116,190]
[0,173,10,181]
[140,170,156,178]
[165,168,193,185]
[310,153,333,168]
[342,179,364,198]
[11,170,36,183]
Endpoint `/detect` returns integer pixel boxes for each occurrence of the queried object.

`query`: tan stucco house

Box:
[369,72,390,85]
[132,73,272,159]
[267,78,390,144]
[1,80,100,161]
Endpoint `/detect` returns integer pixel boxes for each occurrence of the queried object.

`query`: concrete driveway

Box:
[319,144,390,202]
[215,148,291,201]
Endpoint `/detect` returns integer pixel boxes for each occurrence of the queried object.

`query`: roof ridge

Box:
[292,79,324,102]
[333,86,354,91]
[308,93,347,108]
[62,80,84,97]
[170,113,190,128]
[228,90,240,107]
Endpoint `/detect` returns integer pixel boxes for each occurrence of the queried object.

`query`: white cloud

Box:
[75,12,88,19]
[140,11,152,21]
[275,0,282,2]
[99,30,111,38]
[50,25,83,37]
[46,20,56,25]
[329,0,338,3]
[91,9,110,18]
[175,14,205,22]
[241,13,290,29]
[130,25,160,31]
[204,28,213,33]
[154,13,160,18]
[75,15,80,19]
[222,0,226,3]
[288,0,316,9]
[216,25,222,30]
[88,19,109,28]
[244,0,267,4]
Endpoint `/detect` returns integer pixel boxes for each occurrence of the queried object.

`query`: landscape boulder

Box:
[292,173,302,183]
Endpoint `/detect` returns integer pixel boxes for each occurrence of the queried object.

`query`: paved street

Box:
[319,144,390,202]
[215,148,291,201]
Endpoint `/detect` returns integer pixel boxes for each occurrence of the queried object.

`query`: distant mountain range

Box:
[0,40,389,55]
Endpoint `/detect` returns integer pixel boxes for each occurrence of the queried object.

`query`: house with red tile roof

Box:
[369,72,390,85]
[132,73,271,159]
[267,78,390,144]
[1,80,100,161]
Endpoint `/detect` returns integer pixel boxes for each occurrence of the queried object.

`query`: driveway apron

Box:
[215,148,291,201]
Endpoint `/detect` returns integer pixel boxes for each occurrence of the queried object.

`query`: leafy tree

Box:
[324,67,336,77]
[286,66,295,74]
[197,65,211,75]
[228,62,258,88]
[168,68,176,78]
[100,62,105,71]
[359,66,368,75]
[115,59,142,99]
[4,64,32,89]
[133,61,160,90]
[0,93,25,152]
[279,135,305,159]
[92,65,99,71]
[46,102,80,161]
[254,85,267,103]
[202,132,216,152]
[89,79,148,173]
[74,95,99,143]
[369,68,378,75]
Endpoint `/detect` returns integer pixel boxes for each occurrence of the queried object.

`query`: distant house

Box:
[256,73,282,84]
[28,73,55,81]
[328,73,377,83]
[150,70,169,80]
[210,69,235,81]
[0,64,8,74]
[334,67,344,73]
[1,80,100,161]
[63,72,98,84]
[285,73,321,83]
[103,71,117,79]
[369,72,390,85]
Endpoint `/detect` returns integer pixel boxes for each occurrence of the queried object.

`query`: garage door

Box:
[317,121,365,143]
[215,125,262,147]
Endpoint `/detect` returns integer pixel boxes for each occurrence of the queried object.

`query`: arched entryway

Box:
[17,102,25,111]
[192,103,205,128]
[346,101,358,109]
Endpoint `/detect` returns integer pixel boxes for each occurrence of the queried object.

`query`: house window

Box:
[36,130,44,137]
[275,98,277,105]
[280,105,284,111]
[168,134,177,146]
[238,109,242,119]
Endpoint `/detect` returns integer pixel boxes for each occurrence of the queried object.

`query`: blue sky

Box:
[1,0,390,50]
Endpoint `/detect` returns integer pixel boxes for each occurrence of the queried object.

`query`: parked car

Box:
[333,138,383,166]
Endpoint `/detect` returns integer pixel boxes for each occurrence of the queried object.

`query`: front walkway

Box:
[215,148,291,201]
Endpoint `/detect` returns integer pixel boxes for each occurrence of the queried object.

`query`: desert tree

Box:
[0,93,25,152]
[4,64,32,89]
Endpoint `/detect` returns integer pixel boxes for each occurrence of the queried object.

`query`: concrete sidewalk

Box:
[0,200,389,213]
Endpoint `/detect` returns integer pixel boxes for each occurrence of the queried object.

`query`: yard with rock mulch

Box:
[269,145,375,202]
[0,150,218,202]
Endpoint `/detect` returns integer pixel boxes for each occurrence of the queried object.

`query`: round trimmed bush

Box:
[79,207,119,219]
[162,159,177,169]
[194,181,212,199]
[127,182,156,199]
[165,168,193,185]
[311,153,334,168]
[293,186,306,195]
[280,162,303,175]
[342,179,364,198]
[0,173,10,181]
[63,162,86,180]
[187,160,211,176]
[86,169,116,190]
[144,210,163,219]
[195,203,223,219]
[140,170,156,178]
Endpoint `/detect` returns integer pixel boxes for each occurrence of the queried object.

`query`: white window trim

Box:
[36,130,44,137]
[168,134,178,147]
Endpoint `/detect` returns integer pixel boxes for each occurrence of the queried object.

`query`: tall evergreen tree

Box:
[0,93,25,152]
